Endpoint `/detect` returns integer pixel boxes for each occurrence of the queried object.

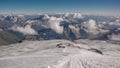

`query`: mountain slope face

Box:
[0,31,23,46]
[0,40,120,68]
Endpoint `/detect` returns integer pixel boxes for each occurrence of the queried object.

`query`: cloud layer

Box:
[11,25,38,35]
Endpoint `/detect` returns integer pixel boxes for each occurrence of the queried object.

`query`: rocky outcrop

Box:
[0,31,23,45]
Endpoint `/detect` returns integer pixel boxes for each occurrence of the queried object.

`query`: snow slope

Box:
[0,40,120,68]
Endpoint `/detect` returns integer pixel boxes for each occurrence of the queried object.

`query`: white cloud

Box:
[83,19,97,29]
[73,13,82,18]
[17,14,24,18]
[83,19,99,35]
[11,25,38,35]
[26,20,37,24]
[64,13,83,19]
[87,19,97,29]
[48,16,64,34]
[44,14,50,19]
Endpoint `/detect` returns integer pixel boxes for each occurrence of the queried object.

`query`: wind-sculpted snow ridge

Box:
[0,40,120,68]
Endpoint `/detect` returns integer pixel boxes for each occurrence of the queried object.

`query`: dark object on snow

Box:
[18,40,23,43]
[56,43,65,48]
[88,48,103,55]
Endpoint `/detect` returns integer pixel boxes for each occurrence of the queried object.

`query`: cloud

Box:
[83,19,99,34]
[26,20,37,24]
[11,25,38,35]
[44,14,50,19]
[86,19,97,30]
[73,13,83,19]
[64,13,83,19]
[48,16,64,34]
[17,14,24,18]
[43,13,82,34]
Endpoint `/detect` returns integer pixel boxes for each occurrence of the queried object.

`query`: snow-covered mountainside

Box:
[0,13,120,68]
[0,40,120,68]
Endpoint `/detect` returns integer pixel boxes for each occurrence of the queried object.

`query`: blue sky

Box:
[0,0,120,16]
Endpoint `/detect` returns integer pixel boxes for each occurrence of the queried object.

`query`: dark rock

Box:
[88,48,103,55]
[56,43,65,48]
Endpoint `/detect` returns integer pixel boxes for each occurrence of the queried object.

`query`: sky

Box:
[0,0,120,16]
